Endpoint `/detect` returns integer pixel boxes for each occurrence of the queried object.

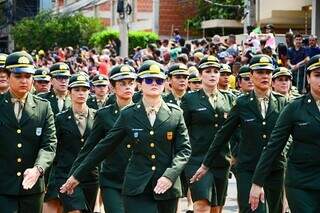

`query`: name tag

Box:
[132,128,143,131]
[297,122,309,126]
[196,107,207,111]
[244,118,255,122]
[36,127,42,136]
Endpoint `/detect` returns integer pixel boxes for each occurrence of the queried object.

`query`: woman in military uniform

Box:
[191,54,288,213]
[52,73,99,212]
[181,55,235,213]
[249,54,320,213]
[69,64,137,213]
[86,74,109,109]
[60,60,191,213]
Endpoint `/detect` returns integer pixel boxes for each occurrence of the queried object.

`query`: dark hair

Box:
[277,43,288,57]
[294,33,302,39]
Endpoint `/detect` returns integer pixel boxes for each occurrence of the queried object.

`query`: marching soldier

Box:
[40,62,72,213]
[187,68,202,92]
[181,55,235,213]
[249,54,320,213]
[33,67,51,95]
[218,64,241,96]
[52,73,99,212]
[191,54,288,213]
[0,51,57,213]
[0,53,9,94]
[69,64,137,213]
[237,65,254,95]
[87,74,109,109]
[163,63,190,106]
[60,60,191,213]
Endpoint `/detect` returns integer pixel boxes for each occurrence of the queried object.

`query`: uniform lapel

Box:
[198,89,214,114]
[305,94,320,123]
[265,93,277,119]
[66,109,82,137]
[63,95,72,111]
[83,108,95,138]
[248,91,264,120]
[19,93,36,126]
[153,101,171,129]
[133,101,152,130]
[0,92,18,125]
[49,90,60,114]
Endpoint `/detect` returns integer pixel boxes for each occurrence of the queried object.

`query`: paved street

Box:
[179,176,238,213]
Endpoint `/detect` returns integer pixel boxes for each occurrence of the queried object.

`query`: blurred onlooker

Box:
[288,33,309,70]
[285,31,294,48]
[277,43,289,68]
[306,35,320,58]
[173,28,182,43]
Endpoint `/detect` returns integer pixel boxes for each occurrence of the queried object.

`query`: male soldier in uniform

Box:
[33,67,51,95]
[0,51,57,213]
[238,65,254,95]
[87,74,109,109]
[0,53,9,94]
[218,64,241,96]
[187,66,202,92]
[163,63,190,106]
[40,62,72,115]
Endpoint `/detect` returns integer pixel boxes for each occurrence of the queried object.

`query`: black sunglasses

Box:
[144,78,164,85]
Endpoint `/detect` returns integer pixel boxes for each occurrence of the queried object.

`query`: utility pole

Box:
[117,0,132,57]
[7,0,14,52]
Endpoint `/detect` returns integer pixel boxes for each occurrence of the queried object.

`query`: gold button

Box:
[214,114,218,118]
[262,121,266,125]
[308,99,311,103]
[127,144,131,149]
[80,138,84,142]
[151,166,156,171]
[262,134,267,139]
[115,110,118,114]
[17,158,22,163]
[150,130,154,135]
[137,105,141,108]
[214,124,218,127]
[250,98,254,101]
[17,143,22,148]
[17,172,21,176]
[17,129,21,134]
[151,154,156,159]
[150,143,155,148]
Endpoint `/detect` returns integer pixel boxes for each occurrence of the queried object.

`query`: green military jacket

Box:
[53,108,98,183]
[0,92,57,195]
[203,91,287,172]
[69,103,133,189]
[163,92,179,106]
[253,93,320,189]
[181,89,235,168]
[39,90,72,115]
[86,95,107,110]
[72,100,191,200]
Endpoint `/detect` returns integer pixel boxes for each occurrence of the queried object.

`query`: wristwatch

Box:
[35,166,44,176]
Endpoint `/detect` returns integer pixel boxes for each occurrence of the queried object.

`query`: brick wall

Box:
[137,0,153,12]
[159,0,198,36]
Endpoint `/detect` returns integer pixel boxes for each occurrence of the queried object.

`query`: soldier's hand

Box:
[60,176,79,195]
[154,177,173,194]
[249,183,265,211]
[22,167,41,190]
[190,164,208,183]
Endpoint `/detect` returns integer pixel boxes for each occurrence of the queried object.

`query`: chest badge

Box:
[166,131,173,141]
[134,132,139,138]
[36,127,42,136]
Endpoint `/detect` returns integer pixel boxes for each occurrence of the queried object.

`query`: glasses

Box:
[144,78,164,85]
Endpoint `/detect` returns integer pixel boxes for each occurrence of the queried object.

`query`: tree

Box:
[189,0,244,30]
[11,11,104,50]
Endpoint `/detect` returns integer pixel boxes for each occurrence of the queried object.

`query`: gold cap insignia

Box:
[179,64,188,70]
[120,65,131,72]
[59,64,69,70]
[18,56,30,64]
[149,64,160,73]
[208,55,218,61]
[98,76,104,80]
[42,70,48,75]
[77,75,86,81]
[259,56,270,63]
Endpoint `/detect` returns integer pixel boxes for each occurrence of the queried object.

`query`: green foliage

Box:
[11,11,103,50]
[89,30,159,52]
[188,0,244,30]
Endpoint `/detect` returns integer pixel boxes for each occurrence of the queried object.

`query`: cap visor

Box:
[139,73,166,79]
[11,67,35,74]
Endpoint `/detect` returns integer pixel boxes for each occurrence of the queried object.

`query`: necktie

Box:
[147,107,157,127]
[208,94,218,109]
[75,112,87,136]
[259,97,269,118]
[97,99,104,109]
[11,98,24,122]
[57,97,64,112]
